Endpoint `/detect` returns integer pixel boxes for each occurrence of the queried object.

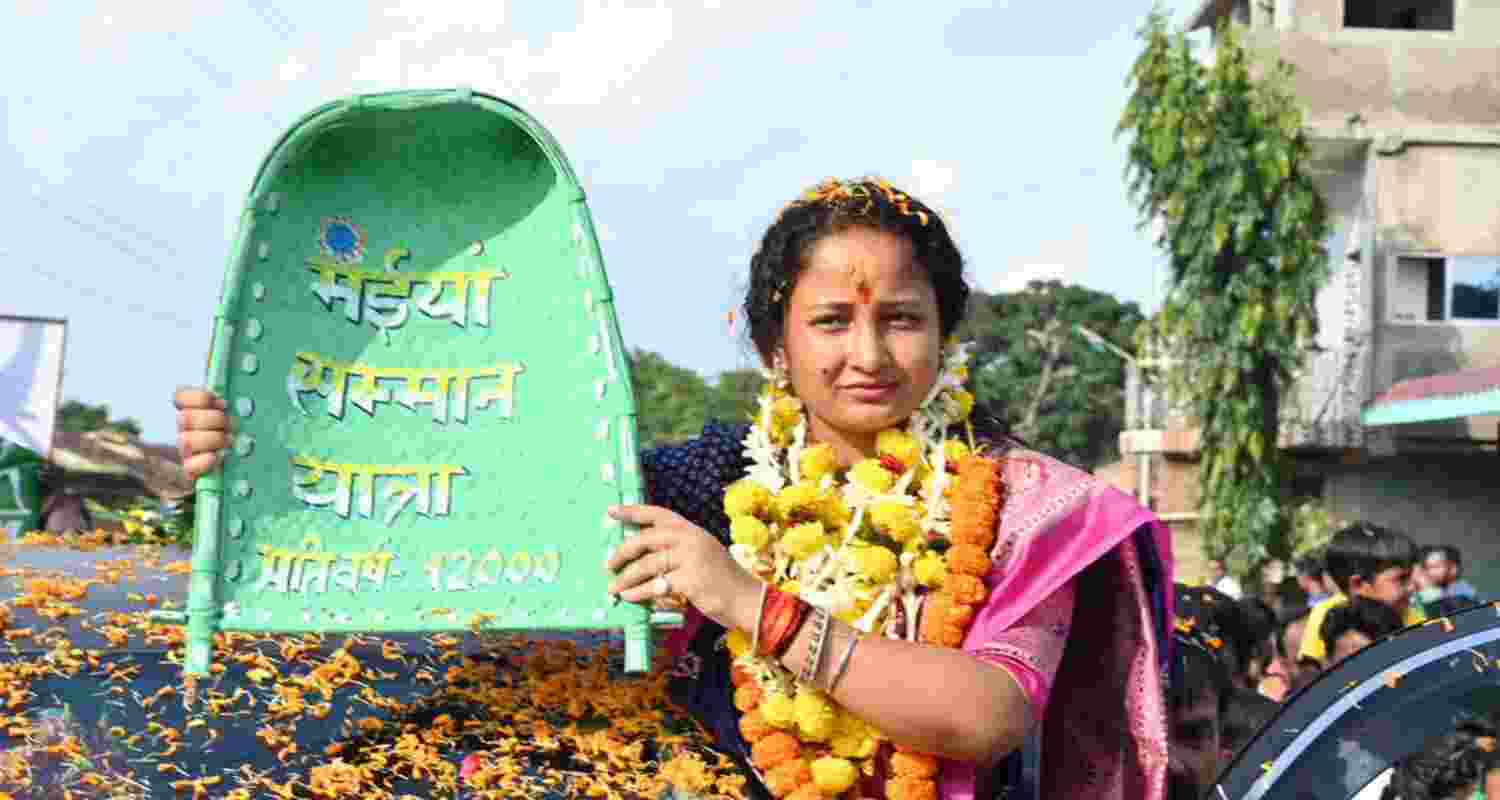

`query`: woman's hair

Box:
[742,177,969,363]
[741,177,1025,445]
[1171,583,1235,712]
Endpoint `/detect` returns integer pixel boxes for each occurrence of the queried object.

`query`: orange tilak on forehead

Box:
[846,259,873,304]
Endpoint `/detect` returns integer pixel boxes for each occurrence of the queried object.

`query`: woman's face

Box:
[779,227,942,460]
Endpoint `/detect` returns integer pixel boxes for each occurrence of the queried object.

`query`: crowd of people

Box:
[1173,524,1495,799]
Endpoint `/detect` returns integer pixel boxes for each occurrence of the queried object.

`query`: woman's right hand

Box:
[173,387,233,483]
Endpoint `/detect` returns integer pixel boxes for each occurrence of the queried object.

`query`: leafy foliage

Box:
[958,282,1145,468]
[1119,12,1332,566]
[630,351,766,450]
[56,399,143,437]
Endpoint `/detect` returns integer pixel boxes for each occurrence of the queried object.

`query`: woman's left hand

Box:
[606,504,760,631]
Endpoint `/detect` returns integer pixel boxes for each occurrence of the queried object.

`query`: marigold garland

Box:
[725,338,1005,799]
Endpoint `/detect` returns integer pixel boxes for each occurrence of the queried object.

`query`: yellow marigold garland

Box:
[726,338,1006,799]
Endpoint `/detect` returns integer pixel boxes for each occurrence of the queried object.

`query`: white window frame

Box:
[1386,251,1500,326]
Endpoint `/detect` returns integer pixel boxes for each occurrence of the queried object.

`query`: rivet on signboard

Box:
[595,379,607,401]
[228,518,244,538]
[235,435,254,457]
[470,240,484,256]
[245,319,263,340]
[583,289,594,310]
[241,354,259,374]
[234,480,252,498]
[258,242,270,260]
[601,462,616,483]
[252,283,266,301]
[593,608,607,623]
[589,334,601,354]
[237,397,254,417]
[303,610,312,623]
[572,222,584,244]
[596,418,610,441]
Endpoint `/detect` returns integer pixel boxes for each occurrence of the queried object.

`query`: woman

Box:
[174,178,1173,799]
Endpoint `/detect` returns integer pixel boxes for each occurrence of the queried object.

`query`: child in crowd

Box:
[1320,597,1404,668]
[1300,522,1426,666]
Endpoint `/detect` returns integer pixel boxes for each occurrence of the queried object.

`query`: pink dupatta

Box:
[943,450,1173,800]
[664,448,1173,800]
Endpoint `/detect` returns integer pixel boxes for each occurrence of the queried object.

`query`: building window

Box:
[1391,256,1500,323]
[1345,0,1455,31]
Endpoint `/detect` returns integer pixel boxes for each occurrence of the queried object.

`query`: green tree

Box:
[1118,12,1332,567]
[629,350,713,449]
[957,281,1144,469]
[56,400,143,437]
[707,368,766,426]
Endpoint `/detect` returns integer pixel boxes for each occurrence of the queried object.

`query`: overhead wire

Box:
[11,253,200,332]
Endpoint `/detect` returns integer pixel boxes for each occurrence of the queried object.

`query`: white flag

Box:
[0,315,67,457]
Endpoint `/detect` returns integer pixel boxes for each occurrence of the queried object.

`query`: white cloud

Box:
[337,1,800,140]
[907,159,959,202]
[277,54,310,83]
[981,224,1091,293]
[903,158,963,240]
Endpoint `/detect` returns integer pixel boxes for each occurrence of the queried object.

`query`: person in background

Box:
[1378,721,1499,800]
[1208,559,1244,600]
[1170,588,1236,800]
[1299,522,1425,667]
[1235,597,1278,690]
[1175,585,1262,691]
[1220,688,1278,768]
[1320,597,1403,668]
[1258,606,1313,702]
[1295,553,1333,607]
[1421,544,1481,609]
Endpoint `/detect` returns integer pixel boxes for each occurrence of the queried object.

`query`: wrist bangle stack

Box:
[750,582,769,656]
[798,606,833,686]
[826,628,860,694]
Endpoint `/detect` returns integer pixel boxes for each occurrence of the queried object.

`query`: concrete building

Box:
[1121,0,1500,590]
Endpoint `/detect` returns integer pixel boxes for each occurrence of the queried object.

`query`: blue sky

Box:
[4,0,1204,444]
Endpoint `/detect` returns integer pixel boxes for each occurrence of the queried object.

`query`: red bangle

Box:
[758,588,809,659]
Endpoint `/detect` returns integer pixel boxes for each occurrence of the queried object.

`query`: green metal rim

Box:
[1361,388,1500,426]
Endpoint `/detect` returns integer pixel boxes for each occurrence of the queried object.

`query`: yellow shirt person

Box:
[1299,592,1425,663]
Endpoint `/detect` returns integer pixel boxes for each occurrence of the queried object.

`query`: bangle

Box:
[750,582,769,656]
[798,607,833,686]
[827,628,859,694]
[759,589,810,659]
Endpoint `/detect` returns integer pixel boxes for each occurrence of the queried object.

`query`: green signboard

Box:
[181,89,667,677]
[0,439,43,539]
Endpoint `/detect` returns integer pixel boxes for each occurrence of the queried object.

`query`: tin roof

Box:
[1361,366,1500,426]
